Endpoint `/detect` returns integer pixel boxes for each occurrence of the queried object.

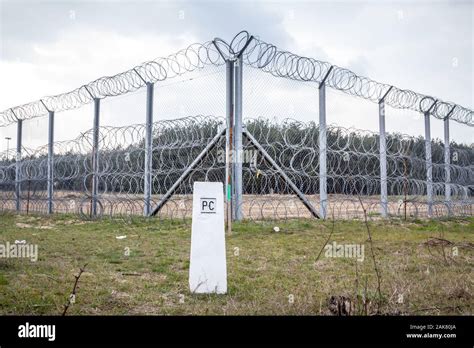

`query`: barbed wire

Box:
[0,31,472,127]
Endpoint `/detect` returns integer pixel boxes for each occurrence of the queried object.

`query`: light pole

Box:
[5,137,11,161]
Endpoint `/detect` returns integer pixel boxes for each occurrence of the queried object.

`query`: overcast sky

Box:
[0,0,472,151]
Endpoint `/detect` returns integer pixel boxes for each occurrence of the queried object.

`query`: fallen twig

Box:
[121,272,142,276]
[62,263,88,316]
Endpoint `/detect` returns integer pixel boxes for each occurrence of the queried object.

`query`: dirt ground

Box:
[1,190,471,220]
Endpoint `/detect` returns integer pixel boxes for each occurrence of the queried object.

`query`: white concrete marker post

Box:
[189,182,227,294]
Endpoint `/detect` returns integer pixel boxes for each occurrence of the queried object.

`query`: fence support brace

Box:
[243,129,320,219]
[150,127,226,216]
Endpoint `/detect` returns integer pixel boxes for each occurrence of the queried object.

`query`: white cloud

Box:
[0,28,199,149]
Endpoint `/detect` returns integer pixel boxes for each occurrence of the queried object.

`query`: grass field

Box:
[0,212,473,315]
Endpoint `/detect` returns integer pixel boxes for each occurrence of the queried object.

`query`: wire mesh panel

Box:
[13,117,49,214]
[154,64,226,118]
[151,116,225,221]
[325,87,381,219]
[150,64,227,220]
[240,66,321,220]
[384,105,473,218]
[47,104,93,216]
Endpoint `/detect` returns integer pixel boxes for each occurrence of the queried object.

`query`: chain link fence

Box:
[0,31,472,221]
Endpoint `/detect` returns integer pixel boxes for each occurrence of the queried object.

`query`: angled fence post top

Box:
[0,30,471,127]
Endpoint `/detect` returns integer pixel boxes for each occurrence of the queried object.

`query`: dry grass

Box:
[0,212,472,315]
[3,191,468,219]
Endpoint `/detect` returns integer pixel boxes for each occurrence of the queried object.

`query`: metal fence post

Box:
[318,85,327,219]
[47,111,54,214]
[233,56,243,221]
[225,60,234,231]
[378,101,388,217]
[15,119,22,212]
[424,112,433,217]
[92,98,100,216]
[318,74,331,219]
[378,86,392,218]
[144,82,154,216]
[444,116,451,212]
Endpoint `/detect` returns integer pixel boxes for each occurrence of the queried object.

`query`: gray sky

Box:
[0,0,472,151]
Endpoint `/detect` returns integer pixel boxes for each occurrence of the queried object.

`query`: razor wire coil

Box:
[0,31,472,127]
[0,115,472,219]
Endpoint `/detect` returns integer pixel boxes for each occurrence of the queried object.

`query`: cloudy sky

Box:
[0,0,472,151]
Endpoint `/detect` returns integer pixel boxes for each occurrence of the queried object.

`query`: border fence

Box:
[0,31,472,222]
